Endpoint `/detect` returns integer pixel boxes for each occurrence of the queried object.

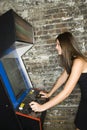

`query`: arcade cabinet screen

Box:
[1,58,27,99]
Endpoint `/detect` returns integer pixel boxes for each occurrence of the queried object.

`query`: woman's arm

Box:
[48,69,68,97]
[30,58,84,112]
[40,69,68,98]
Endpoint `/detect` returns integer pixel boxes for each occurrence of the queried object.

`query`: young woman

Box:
[30,32,87,130]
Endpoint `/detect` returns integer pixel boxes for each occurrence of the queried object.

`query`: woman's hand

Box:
[39,91,50,98]
[29,101,43,112]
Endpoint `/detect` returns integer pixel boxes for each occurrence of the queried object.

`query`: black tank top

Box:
[78,73,87,100]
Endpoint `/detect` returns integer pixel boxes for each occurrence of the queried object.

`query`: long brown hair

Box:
[56,32,87,74]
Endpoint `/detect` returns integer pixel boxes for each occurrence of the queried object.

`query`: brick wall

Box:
[0,0,87,129]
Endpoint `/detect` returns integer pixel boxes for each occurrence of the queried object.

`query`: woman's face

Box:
[56,39,62,55]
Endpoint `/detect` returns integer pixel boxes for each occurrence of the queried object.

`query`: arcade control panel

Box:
[16,89,48,130]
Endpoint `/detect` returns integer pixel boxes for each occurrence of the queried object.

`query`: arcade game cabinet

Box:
[0,9,47,130]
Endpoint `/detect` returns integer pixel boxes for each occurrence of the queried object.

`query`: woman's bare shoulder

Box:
[73,57,84,65]
[73,57,87,73]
